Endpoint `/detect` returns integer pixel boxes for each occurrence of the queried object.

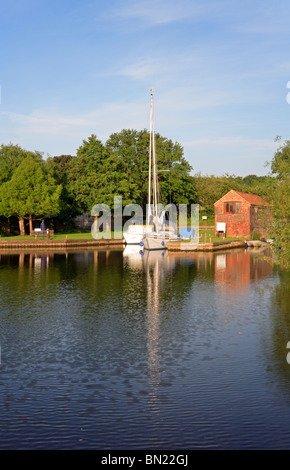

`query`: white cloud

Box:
[117,58,170,81]
[0,105,277,177]
[109,0,215,28]
[0,98,149,154]
[115,50,204,82]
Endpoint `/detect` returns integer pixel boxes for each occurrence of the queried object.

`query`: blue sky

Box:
[0,0,290,176]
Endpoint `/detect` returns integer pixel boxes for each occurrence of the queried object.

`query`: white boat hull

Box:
[123,225,153,245]
[124,233,143,245]
[141,235,168,251]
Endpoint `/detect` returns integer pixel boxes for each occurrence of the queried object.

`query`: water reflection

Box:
[0,246,273,281]
[123,246,277,427]
[123,247,169,412]
[214,249,273,290]
[142,251,168,412]
[1,245,290,449]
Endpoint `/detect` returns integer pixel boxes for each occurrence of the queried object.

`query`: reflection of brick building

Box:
[215,250,273,291]
[214,190,271,238]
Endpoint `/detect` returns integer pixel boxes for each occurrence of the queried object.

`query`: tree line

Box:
[0,130,288,266]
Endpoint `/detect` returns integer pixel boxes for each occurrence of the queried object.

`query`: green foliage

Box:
[194,172,275,214]
[66,134,133,212]
[1,133,287,252]
[105,129,149,206]
[269,138,290,269]
[0,143,43,185]
[0,157,62,233]
[106,129,197,208]
[45,154,79,223]
[65,130,197,215]
[271,137,290,179]
[194,174,233,213]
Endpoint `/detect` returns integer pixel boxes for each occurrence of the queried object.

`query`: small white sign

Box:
[216,222,226,232]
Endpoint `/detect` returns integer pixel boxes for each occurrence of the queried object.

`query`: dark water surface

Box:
[0,246,289,450]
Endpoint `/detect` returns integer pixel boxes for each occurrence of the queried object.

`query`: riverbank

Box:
[0,237,268,252]
[167,239,270,251]
[0,238,124,250]
[167,240,245,251]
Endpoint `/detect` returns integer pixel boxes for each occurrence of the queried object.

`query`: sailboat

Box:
[140,89,169,251]
[123,223,153,245]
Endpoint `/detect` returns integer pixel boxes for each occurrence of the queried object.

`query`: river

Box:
[0,246,289,450]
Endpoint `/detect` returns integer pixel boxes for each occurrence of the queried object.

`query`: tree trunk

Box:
[29,214,33,235]
[19,217,25,236]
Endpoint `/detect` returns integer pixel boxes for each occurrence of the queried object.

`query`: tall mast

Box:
[151,91,158,222]
[147,90,153,227]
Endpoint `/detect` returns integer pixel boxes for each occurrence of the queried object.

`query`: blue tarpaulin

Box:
[178,227,194,239]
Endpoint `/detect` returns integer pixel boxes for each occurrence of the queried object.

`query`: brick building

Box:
[214,190,271,238]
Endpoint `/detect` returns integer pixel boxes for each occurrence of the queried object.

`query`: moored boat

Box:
[123,224,153,245]
[140,89,168,252]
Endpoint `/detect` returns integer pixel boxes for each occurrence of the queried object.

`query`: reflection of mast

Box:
[122,248,171,410]
[146,253,161,393]
[143,251,168,411]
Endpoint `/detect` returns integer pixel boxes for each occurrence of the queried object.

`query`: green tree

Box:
[105,129,147,205]
[0,157,62,235]
[269,138,290,269]
[106,129,197,208]
[66,134,133,213]
[45,154,79,227]
[194,174,233,213]
[65,131,197,220]
[0,143,43,185]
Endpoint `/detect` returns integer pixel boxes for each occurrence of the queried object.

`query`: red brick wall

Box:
[214,191,251,237]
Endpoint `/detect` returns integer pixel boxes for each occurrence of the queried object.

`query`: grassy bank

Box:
[0,231,125,241]
[0,228,243,244]
[0,232,93,241]
[198,228,244,243]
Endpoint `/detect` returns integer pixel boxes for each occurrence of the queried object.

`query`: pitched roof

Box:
[214,190,270,206]
[234,191,270,206]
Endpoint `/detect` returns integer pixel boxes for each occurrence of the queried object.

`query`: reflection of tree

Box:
[0,251,58,297]
[260,269,290,403]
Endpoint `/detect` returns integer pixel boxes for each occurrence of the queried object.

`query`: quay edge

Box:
[0,238,124,250]
[167,240,245,251]
[0,238,270,251]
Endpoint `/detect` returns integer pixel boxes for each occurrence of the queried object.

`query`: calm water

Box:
[0,246,289,450]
